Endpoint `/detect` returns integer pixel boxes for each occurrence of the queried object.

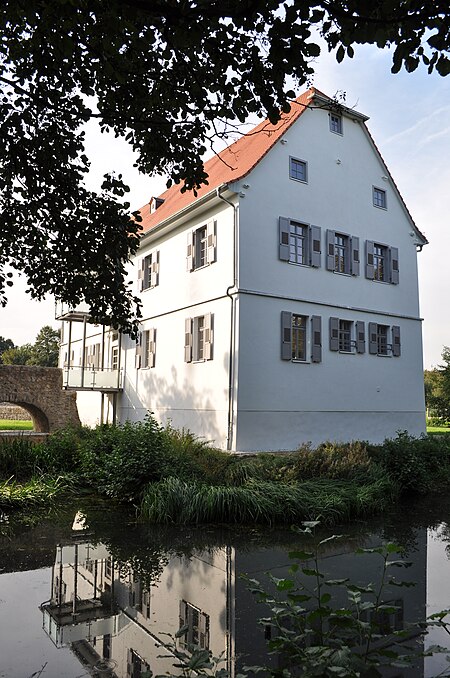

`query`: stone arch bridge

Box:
[0,365,80,433]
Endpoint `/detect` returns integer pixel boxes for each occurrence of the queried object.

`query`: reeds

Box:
[139,476,395,525]
[0,474,72,508]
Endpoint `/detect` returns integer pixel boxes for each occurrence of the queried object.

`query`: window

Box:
[373,244,387,281]
[84,343,101,368]
[127,649,151,678]
[139,250,159,291]
[279,217,321,268]
[329,318,365,354]
[289,222,308,265]
[185,314,213,362]
[179,601,210,650]
[143,329,156,368]
[292,314,307,361]
[368,323,401,357]
[373,187,387,209]
[281,312,322,363]
[289,157,308,183]
[111,346,119,370]
[187,221,216,270]
[326,230,360,275]
[329,113,343,134]
[195,226,207,268]
[338,320,352,352]
[135,329,156,368]
[365,242,399,284]
[141,589,151,619]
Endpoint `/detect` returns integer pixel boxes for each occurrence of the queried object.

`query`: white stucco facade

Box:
[59,91,427,451]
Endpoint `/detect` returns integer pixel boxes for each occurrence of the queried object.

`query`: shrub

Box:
[78,417,171,501]
[367,431,450,493]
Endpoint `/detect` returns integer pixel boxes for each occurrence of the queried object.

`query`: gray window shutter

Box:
[204,313,213,360]
[148,328,156,367]
[392,325,401,357]
[326,230,336,271]
[368,322,378,354]
[151,251,160,287]
[351,236,360,276]
[365,241,375,280]
[310,225,321,268]
[281,311,292,360]
[329,317,339,351]
[390,247,399,284]
[135,332,142,368]
[184,318,193,363]
[137,258,145,292]
[279,217,290,261]
[206,220,216,264]
[186,232,194,271]
[311,315,322,363]
[356,321,365,354]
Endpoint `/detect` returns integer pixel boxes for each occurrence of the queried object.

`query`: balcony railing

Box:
[62,366,123,391]
[55,301,91,321]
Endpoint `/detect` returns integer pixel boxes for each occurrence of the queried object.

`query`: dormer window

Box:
[329,113,343,135]
[149,196,165,214]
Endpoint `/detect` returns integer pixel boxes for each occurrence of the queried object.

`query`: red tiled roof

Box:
[139,88,316,234]
[138,86,427,245]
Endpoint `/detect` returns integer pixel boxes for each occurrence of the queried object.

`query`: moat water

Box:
[1,495,450,678]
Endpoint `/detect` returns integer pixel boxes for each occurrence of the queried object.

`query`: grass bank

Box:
[1,419,450,524]
[0,419,33,430]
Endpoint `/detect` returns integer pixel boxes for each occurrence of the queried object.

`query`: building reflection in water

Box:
[40,518,428,678]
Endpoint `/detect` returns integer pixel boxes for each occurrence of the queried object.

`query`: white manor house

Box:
[58,88,428,452]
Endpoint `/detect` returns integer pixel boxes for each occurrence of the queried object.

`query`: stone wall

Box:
[0,366,81,432]
[0,403,32,420]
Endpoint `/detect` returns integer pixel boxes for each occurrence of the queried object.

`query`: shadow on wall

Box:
[121,366,223,447]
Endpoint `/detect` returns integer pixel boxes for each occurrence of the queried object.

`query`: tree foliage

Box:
[0,335,15,363]
[424,346,450,421]
[1,344,34,366]
[1,1,449,332]
[0,325,59,366]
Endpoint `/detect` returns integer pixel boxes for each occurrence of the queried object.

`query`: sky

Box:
[0,39,448,368]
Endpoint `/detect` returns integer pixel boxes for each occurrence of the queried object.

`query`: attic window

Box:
[289,157,308,183]
[373,187,387,209]
[329,113,343,135]
[150,197,165,214]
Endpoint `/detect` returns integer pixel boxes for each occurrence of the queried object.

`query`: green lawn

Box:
[0,420,33,431]
[427,426,450,435]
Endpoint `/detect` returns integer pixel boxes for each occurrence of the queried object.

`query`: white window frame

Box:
[373,186,387,209]
[291,314,307,361]
[338,319,353,353]
[289,221,309,265]
[194,225,208,270]
[289,156,308,184]
[373,243,388,282]
[142,329,156,368]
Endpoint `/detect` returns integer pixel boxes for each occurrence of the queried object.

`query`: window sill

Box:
[338,350,355,355]
[291,359,309,364]
[288,261,313,268]
[332,271,351,277]
[373,205,387,211]
[289,177,308,185]
[191,263,210,272]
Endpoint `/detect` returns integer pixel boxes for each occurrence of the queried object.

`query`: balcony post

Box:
[81,316,87,388]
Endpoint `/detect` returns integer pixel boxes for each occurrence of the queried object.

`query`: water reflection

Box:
[36,509,434,678]
[1,497,449,677]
